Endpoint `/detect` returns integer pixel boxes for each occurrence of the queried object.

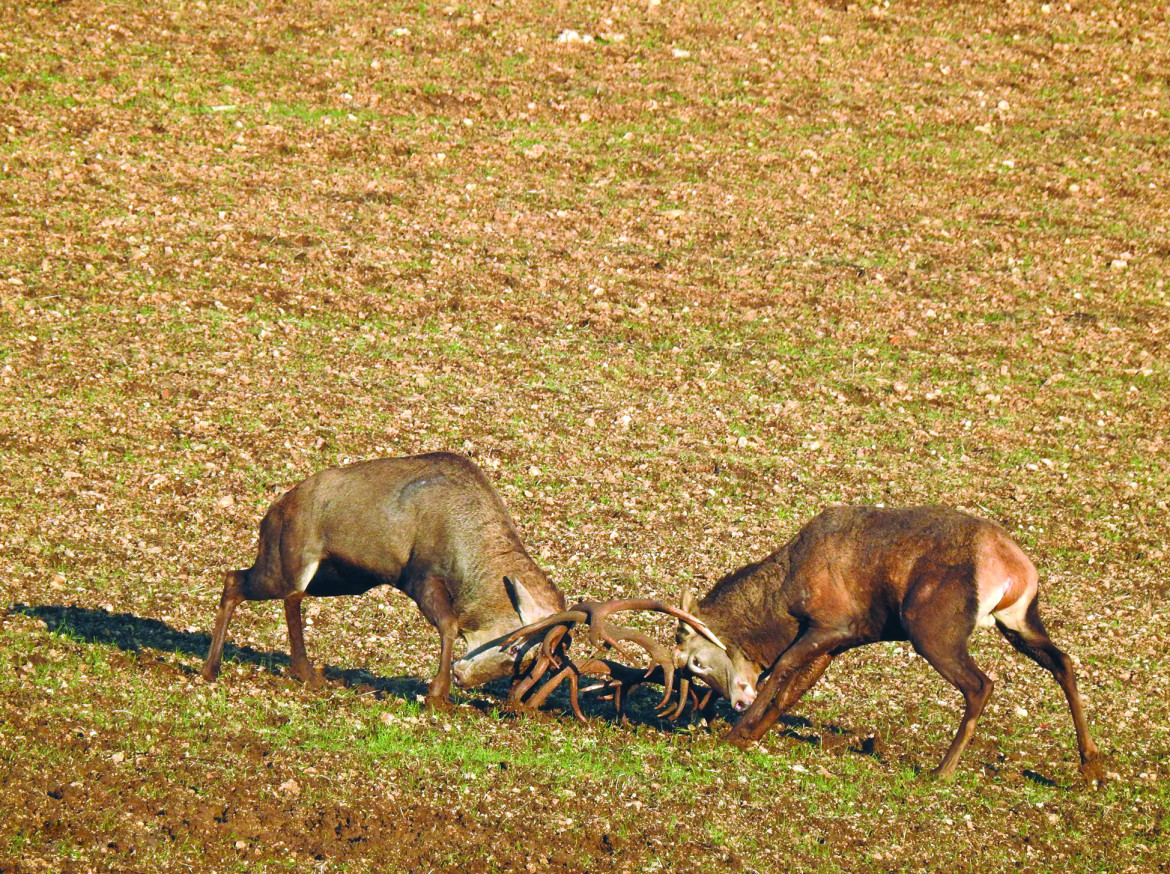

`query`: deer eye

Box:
[690,655,704,670]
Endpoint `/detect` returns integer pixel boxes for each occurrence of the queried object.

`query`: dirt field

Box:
[1,0,1168,871]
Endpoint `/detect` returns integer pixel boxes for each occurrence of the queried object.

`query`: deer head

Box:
[673,591,760,713]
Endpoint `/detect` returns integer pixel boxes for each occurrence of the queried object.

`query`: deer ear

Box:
[503,575,541,624]
[680,589,696,613]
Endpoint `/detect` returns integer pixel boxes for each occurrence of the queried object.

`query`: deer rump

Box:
[671,506,1101,780]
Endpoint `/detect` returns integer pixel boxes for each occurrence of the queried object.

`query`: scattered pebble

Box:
[555,29,593,44]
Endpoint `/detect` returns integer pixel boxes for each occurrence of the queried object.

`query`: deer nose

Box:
[732,685,756,711]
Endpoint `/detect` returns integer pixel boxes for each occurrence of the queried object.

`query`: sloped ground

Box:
[1,1,1167,871]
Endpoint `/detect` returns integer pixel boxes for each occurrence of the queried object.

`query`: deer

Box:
[200,452,567,708]
[670,505,1102,780]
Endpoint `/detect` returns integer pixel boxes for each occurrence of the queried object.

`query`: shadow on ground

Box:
[7,602,877,754]
[8,602,429,702]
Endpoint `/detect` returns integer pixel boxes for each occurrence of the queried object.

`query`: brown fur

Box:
[677,506,1101,779]
[201,452,565,706]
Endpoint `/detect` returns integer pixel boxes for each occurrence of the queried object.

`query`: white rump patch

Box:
[975,579,1010,629]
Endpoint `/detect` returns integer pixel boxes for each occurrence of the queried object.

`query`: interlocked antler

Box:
[502,599,726,721]
[592,662,717,721]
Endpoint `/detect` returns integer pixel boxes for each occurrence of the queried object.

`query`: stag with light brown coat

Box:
[672,505,1102,779]
[201,452,565,708]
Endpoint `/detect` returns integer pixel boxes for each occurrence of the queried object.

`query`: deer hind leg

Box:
[202,569,248,682]
[995,597,1101,780]
[283,559,323,687]
[416,574,460,710]
[904,571,992,779]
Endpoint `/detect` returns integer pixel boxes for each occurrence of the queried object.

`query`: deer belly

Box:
[305,558,387,597]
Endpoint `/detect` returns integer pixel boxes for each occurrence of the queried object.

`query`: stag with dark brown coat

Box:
[673,506,1101,779]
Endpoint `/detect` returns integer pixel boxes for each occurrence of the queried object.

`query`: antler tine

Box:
[580,621,676,709]
[543,623,575,661]
[507,625,573,710]
[524,661,588,722]
[659,674,691,721]
[566,598,727,652]
[508,649,554,709]
[502,609,590,646]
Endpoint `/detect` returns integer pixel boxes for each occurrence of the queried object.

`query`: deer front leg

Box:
[727,627,848,748]
[741,653,834,743]
[417,574,459,711]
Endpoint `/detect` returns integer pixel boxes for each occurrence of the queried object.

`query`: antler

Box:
[502,598,724,721]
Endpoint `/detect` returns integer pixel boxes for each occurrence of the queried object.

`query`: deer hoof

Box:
[290,664,325,688]
[927,764,958,781]
[723,730,755,751]
[1079,755,1105,784]
[424,694,455,713]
